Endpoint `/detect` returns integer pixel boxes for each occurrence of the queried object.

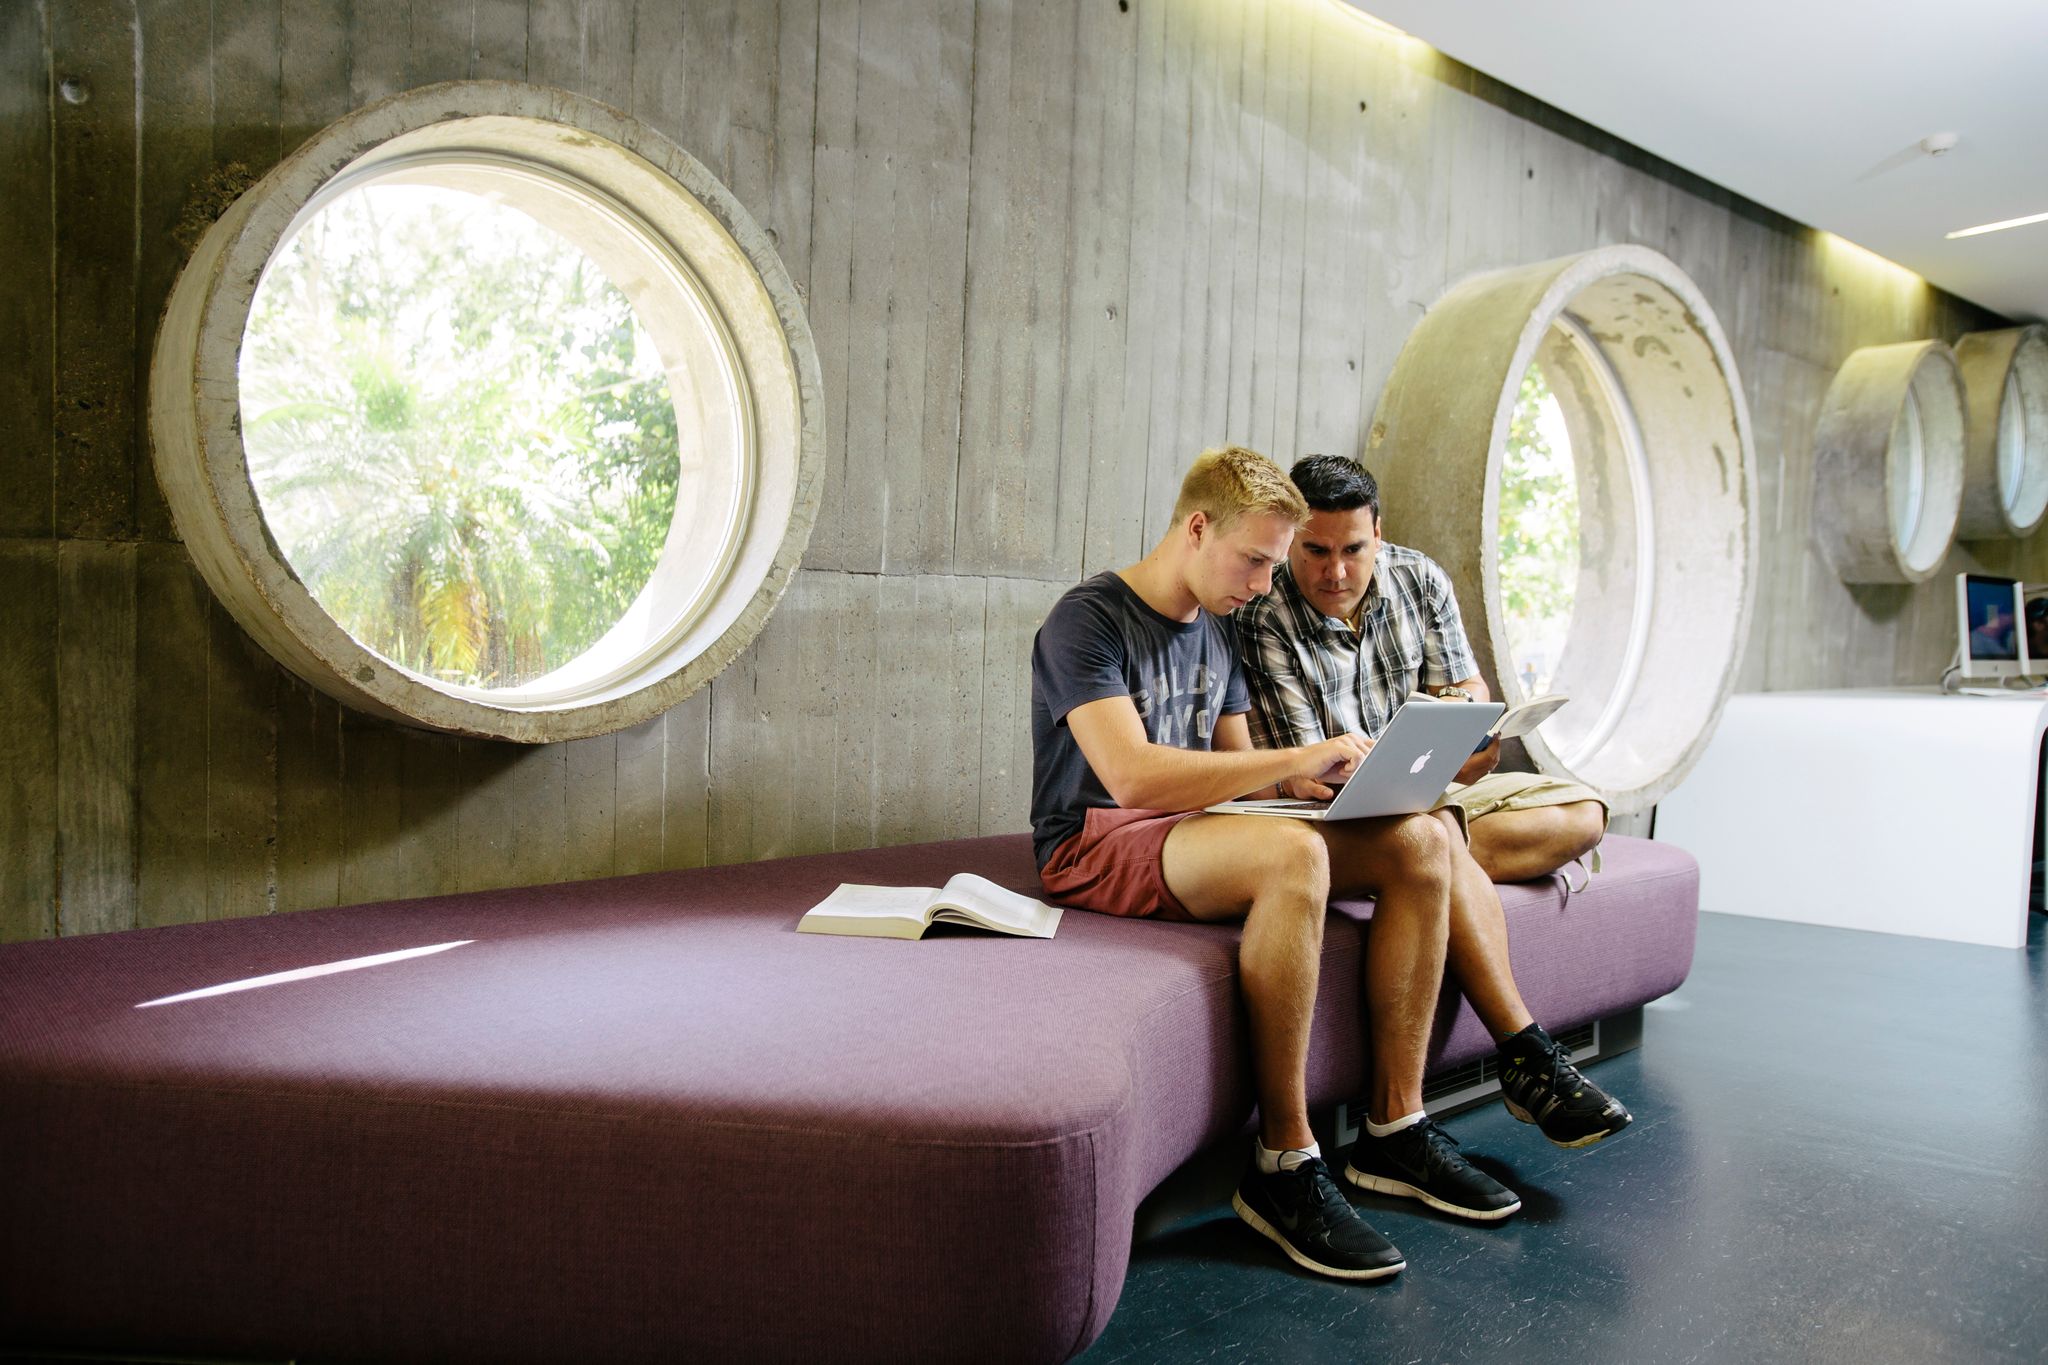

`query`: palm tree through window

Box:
[241,183,682,691]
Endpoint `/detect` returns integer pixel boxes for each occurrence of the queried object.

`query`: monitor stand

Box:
[1956,681,2048,698]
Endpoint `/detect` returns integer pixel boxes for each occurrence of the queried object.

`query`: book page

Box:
[808,883,938,918]
[1410,688,1569,740]
[1494,693,1569,739]
[796,883,938,936]
[933,873,1064,938]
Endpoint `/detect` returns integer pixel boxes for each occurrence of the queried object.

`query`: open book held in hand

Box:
[797,873,1064,941]
[1407,689,1568,741]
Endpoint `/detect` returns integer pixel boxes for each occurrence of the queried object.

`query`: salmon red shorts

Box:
[1039,806,1202,922]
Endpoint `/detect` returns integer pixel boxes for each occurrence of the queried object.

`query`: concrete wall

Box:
[1,0,2031,942]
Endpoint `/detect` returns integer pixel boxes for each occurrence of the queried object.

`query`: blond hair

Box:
[1170,445,1309,531]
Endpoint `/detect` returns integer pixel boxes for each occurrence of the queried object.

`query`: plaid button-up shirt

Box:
[1232,545,1478,748]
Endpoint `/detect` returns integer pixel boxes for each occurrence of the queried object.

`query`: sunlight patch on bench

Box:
[135,941,473,1009]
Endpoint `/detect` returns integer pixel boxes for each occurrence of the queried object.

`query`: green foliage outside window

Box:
[1498,362,1580,694]
[240,185,680,690]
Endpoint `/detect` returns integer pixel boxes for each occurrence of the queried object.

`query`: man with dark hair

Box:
[1230,453,1632,1158]
[1031,446,1538,1284]
[1238,455,1609,883]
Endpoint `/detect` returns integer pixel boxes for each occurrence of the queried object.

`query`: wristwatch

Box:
[1437,685,1473,701]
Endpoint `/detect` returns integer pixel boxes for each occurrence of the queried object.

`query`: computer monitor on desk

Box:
[1957,573,2028,680]
[2028,587,2048,668]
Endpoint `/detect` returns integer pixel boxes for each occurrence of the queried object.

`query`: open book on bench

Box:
[797,873,1065,941]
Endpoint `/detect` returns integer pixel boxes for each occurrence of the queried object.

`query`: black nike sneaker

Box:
[1232,1153,1407,1280]
[1497,1022,1634,1148]
[1344,1117,1522,1221]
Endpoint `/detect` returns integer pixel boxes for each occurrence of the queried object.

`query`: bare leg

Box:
[1466,800,1606,883]
[1434,808,1535,1040]
[1164,815,1331,1153]
[1317,813,1453,1126]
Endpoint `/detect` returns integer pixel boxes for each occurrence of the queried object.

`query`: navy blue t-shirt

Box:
[1029,572,1250,869]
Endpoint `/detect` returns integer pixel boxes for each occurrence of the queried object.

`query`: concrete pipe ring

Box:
[1954,325,2048,541]
[1367,245,1758,815]
[1812,341,1965,585]
[149,81,825,743]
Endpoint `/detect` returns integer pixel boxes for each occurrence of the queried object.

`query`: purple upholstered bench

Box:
[0,833,1697,1363]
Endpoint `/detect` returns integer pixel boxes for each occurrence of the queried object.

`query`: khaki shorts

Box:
[1438,770,1607,824]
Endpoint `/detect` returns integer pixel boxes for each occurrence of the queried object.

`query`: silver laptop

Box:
[1206,700,1505,821]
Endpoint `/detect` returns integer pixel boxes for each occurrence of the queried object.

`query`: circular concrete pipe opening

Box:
[149,82,823,743]
[1812,341,1965,585]
[1954,324,2048,540]
[1368,245,1757,815]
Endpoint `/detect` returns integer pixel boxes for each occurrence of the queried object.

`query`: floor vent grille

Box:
[1421,1020,1598,1112]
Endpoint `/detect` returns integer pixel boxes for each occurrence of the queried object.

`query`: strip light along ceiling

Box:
[1946,210,2048,240]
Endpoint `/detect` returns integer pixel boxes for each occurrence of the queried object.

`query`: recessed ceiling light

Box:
[1946,211,2048,240]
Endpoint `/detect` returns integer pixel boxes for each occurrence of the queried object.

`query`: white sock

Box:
[1255,1137,1322,1174]
[1365,1110,1426,1139]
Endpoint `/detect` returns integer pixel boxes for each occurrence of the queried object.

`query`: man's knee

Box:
[1560,801,1607,860]
[1389,812,1453,887]
[1257,819,1332,902]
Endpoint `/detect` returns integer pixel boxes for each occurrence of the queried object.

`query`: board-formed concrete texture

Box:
[1368,245,1758,815]
[149,81,824,743]
[10,0,2020,944]
[1953,325,2048,541]
[1812,341,1965,586]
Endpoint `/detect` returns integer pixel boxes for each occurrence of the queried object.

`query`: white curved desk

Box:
[1652,688,2047,948]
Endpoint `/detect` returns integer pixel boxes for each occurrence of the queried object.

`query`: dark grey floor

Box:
[1079,909,2048,1365]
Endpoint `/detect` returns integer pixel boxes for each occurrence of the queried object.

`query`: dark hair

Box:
[1288,455,1379,518]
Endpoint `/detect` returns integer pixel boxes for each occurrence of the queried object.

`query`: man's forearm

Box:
[1115,742,1309,812]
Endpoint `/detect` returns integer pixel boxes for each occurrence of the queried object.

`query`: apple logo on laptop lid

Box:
[1409,750,1433,774]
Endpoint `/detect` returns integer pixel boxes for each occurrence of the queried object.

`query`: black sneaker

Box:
[1232,1154,1406,1281]
[1344,1117,1522,1221]
[1497,1022,1634,1148]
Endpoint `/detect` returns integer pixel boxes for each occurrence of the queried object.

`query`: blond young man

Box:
[1029,447,1526,1283]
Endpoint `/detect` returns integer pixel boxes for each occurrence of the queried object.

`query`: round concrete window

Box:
[1370,245,1758,814]
[1954,324,2048,541]
[1812,341,1965,584]
[1495,315,1654,770]
[151,82,822,743]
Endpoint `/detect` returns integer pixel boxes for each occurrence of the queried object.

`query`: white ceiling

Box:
[1348,0,2048,324]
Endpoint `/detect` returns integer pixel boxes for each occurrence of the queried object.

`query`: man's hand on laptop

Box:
[1278,776,1336,801]
[1278,733,1373,801]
